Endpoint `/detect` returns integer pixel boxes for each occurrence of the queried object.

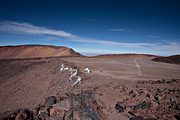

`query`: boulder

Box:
[62,90,105,120]
[38,107,49,120]
[134,101,151,110]
[32,106,41,118]
[0,111,18,120]
[50,99,70,117]
[174,113,180,120]
[115,102,125,112]
[0,109,33,120]
[45,96,57,107]
[15,108,33,120]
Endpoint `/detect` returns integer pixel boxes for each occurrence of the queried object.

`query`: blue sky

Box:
[0,0,180,55]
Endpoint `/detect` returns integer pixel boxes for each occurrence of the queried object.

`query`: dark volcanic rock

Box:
[170,98,180,110]
[39,111,48,120]
[115,102,125,112]
[63,90,106,120]
[38,106,53,120]
[174,113,180,120]
[134,101,151,110]
[1,108,33,120]
[45,96,57,107]
[0,90,106,120]
[0,111,18,120]
[152,55,180,64]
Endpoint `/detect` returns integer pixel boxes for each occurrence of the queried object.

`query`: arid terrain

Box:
[0,46,180,120]
[152,55,180,65]
[0,45,81,59]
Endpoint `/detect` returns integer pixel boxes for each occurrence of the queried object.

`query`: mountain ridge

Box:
[0,44,82,59]
[152,55,180,64]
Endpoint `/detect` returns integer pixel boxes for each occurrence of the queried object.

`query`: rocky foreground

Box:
[1,78,179,120]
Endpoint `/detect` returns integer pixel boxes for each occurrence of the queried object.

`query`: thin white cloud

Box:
[73,37,156,48]
[0,20,74,38]
[0,20,179,55]
[110,28,133,32]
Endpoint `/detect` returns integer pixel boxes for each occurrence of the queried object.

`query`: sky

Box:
[0,0,180,56]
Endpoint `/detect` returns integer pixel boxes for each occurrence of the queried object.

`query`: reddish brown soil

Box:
[0,45,82,59]
[0,54,180,120]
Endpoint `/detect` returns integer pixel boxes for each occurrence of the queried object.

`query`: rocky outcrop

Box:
[0,90,107,120]
[112,79,180,120]
[152,55,180,64]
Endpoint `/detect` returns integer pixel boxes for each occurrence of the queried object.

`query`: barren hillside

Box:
[0,45,82,59]
[152,55,180,64]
